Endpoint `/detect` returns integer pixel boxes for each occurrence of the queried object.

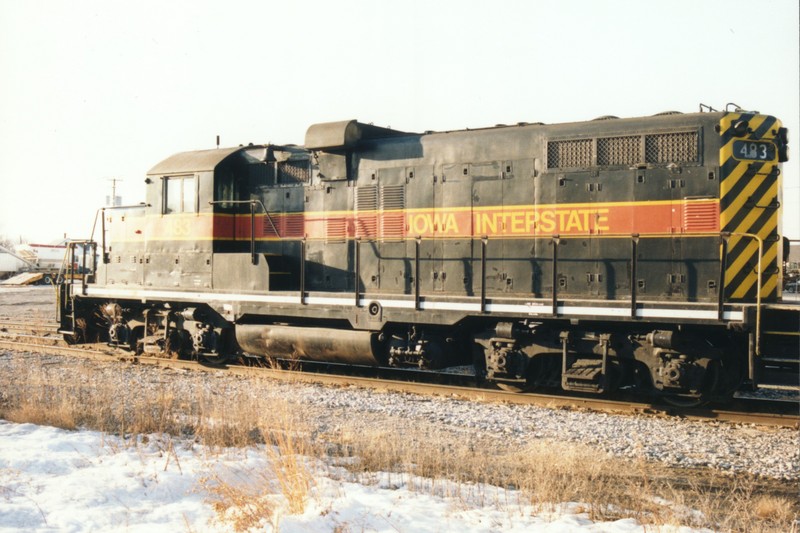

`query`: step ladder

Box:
[753,306,799,391]
[560,332,609,394]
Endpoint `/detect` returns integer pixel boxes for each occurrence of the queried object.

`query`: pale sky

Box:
[1,0,798,242]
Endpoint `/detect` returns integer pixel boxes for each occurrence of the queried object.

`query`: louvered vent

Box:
[263,215,279,238]
[645,132,699,164]
[355,186,378,240]
[325,217,347,242]
[682,200,718,232]
[597,136,641,166]
[282,213,305,238]
[380,185,406,241]
[263,213,304,238]
[547,139,592,168]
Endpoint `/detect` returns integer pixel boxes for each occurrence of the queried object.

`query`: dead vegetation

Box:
[0,354,796,532]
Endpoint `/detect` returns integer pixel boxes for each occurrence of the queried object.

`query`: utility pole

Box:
[106,178,123,207]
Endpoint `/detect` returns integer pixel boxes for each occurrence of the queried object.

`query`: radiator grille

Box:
[547,139,592,168]
[597,136,641,166]
[645,132,699,164]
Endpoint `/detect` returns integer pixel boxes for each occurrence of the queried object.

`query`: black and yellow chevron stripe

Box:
[719,113,782,301]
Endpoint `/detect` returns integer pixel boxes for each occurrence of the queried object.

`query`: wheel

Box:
[497,382,534,393]
[660,360,722,408]
[661,393,707,408]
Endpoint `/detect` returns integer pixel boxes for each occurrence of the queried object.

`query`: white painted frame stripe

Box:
[85,287,743,322]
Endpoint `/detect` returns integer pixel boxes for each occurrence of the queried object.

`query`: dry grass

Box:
[199,401,315,530]
[325,425,799,532]
[201,465,279,531]
[0,356,797,532]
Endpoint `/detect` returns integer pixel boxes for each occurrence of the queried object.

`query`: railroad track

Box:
[0,319,61,336]
[1,331,797,429]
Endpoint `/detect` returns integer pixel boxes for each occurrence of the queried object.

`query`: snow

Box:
[0,421,712,532]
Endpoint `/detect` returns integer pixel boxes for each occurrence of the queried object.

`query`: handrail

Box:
[90,204,149,264]
[87,216,770,357]
[230,231,768,330]
[209,199,279,265]
[56,239,97,329]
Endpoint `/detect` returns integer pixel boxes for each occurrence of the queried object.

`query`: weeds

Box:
[0,354,797,532]
[201,466,278,532]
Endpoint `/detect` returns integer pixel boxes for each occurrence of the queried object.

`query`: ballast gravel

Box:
[1,348,797,482]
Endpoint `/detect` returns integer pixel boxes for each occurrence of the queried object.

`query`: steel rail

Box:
[0,320,60,330]
[0,338,796,429]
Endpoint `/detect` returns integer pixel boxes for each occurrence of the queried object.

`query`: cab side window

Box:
[163,175,197,214]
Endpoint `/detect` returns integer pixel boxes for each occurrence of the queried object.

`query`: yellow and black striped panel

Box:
[719,113,782,301]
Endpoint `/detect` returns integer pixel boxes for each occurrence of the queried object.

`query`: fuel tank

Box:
[235,324,383,366]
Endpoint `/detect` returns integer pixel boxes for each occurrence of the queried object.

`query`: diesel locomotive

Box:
[58,105,798,404]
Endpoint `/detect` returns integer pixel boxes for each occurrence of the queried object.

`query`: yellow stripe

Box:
[720,169,768,224]
[719,159,749,199]
[726,212,778,299]
[731,240,778,299]
[110,233,729,244]
[727,183,778,236]
[725,238,758,281]
[761,269,778,295]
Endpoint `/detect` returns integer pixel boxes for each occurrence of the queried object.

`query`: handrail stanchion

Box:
[630,235,639,318]
[354,238,360,307]
[480,237,487,313]
[718,234,729,321]
[551,236,560,316]
[300,238,306,305]
[414,237,421,311]
[250,200,257,265]
[101,208,108,264]
[754,235,764,356]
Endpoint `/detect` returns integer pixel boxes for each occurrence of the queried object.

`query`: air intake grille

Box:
[278,160,310,184]
[355,186,378,239]
[380,185,406,241]
[547,139,592,168]
[597,136,641,166]
[682,200,718,232]
[325,217,347,242]
[282,214,305,238]
[645,132,699,164]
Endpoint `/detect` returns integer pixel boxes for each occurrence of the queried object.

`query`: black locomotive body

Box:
[59,108,798,403]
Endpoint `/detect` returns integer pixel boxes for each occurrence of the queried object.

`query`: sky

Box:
[1,0,798,243]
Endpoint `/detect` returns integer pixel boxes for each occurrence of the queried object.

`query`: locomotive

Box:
[58,105,798,404]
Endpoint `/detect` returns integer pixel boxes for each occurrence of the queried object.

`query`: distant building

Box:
[787,243,800,269]
[105,195,122,207]
[786,242,800,287]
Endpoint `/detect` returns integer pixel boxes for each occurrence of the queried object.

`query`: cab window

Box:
[163,175,196,214]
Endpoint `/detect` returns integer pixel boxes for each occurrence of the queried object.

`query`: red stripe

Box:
[106,201,720,242]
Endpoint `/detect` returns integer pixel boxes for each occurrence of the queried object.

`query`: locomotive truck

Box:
[58,105,798,405]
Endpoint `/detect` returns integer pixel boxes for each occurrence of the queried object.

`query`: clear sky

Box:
[1,0,798,242]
